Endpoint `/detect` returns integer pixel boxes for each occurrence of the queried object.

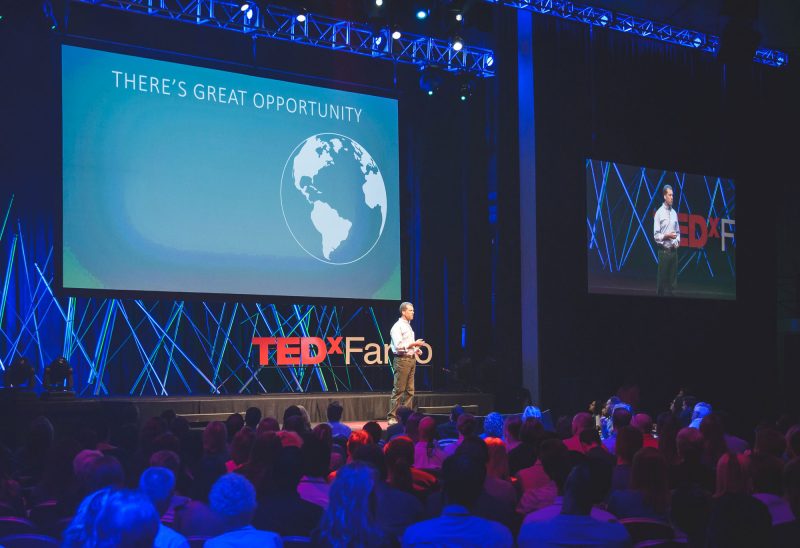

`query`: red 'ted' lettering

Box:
[252,337,277,366]
[301,337,326,365]
[688,214,707,249]
[277,337,300,365]
[708,217,720,238]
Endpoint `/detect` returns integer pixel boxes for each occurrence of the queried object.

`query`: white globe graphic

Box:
[280,133,388,265]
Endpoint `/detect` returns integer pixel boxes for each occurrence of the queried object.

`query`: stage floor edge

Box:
[2,392,495,430]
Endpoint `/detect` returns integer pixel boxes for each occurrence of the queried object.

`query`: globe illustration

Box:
[280,133,388,265]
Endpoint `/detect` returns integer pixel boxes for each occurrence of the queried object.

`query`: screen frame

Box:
[56,36,407,306]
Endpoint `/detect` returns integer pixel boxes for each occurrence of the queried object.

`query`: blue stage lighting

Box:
[416,9,428,20]
[484,54,494,67]
[452,36,464,51]
[239,2,249,12]
[246,8,253,20]
[391,28,402,40]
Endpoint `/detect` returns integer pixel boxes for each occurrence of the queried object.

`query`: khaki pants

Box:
[388,355,416,421]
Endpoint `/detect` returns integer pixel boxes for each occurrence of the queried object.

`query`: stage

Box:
[0,391,495,437]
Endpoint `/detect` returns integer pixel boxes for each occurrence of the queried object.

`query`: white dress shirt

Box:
[654,203,680,249]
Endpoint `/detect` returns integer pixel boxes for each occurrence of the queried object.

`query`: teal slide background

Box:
[62,45,400,300]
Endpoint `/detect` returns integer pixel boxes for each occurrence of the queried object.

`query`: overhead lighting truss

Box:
[490,0,788,68]
[71,0,497,77]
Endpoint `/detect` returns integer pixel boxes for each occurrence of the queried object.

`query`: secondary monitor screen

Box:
[587,159,735,300]
[62,45,400,301]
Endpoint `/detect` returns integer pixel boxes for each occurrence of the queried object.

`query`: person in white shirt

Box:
[653,184,680,296]
[388,302,425,425]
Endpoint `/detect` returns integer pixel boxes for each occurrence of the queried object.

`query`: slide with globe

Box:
[61,45,400,301]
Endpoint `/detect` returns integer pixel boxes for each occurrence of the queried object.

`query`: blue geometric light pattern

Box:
[0,197,394,396]
[586,159,736,280]
[492,0,788,68]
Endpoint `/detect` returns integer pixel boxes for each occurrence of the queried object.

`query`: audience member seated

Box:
[252,446,324,537]
[610,426,643,492]
[608,447,670,521]
[754,427,788,459]
[352,444,424,541]
[632,414,658,449]
[436,405,464,441]
[579,429,615,468]
[236,431,282,498]
[225,427,254,473]
[404,413,424,444]
[707,452,773,548]
[749,452,794,525]
[63,487,160,547]
[148,450,190,525]
[656,411,680,466]
[314,462,391,547]
[503,415,522,452]
[485,437,517,508]
[385,436,437,498]
[508,418,544,476]
[386,406,413,440]
[443,413,479,457]
[689,402,712,429]
[516,439,567,515]
[256,417,280,434]
[326,400,352,441]
[189,421,228,502]
[244,406,261,430]
[205,473,281,547]
[518,460,631,548]
[523,406,543,422]
[670,485,711,548]
[297,435,332,509]
[600,397,622,440]
[415,417,447,470]
[602,406,632,455]
[563,412,594,453]
[139,466,189,548]
[670,427,715,492]
[699,413,729,470]
[224,413,244,443]
[481,412,505,440]
[402,454,514,547]
[362,421,385,447]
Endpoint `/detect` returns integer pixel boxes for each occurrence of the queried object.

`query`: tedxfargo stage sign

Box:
[251,337,433,366]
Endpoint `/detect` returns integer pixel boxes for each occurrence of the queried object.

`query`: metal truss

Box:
[70,0,496,77]
[492,0,788,68]
[0,198,395,396]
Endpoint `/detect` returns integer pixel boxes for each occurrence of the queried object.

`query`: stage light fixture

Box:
[296,9,307,23]
[416,9,429,20]
[391,26,402,40]
[239,2,250,11]
[451,36,464,51]
[455,12,463,22]
[419,69,442,97]
[375,0,383,6]
[484,54,494,67]
[246,8,254,20]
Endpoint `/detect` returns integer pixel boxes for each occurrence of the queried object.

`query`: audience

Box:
[6,393,799,547]
[326,400,352,440]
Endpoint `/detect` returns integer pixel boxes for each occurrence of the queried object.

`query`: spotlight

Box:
[484,54,494,68]
[375,0,383,5]
[4,357,35,389]
[391,26,402,40]
[42,0,57,30]
[44,357,74,391]
[416,9,429,20]
[419,69,442,97]
[451,36,464,51]
[455,12,463,22]
[239,2,250,11]
[296,8,307,23]
[246,8,254,20]
[459,81,472,102]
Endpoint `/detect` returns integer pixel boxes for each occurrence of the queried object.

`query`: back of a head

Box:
[362,421,383,444]
[544,449,585,493]
[483,412,504,438]
[256,417,280,434]
[677,426,705,461]
[230,427,256,465]
[209,473,257,529]
[561,463,603,514]
[519,417,545,445]
[755,427,787,459]
[225,413,245,441]
[64,488,159,548]
[522,405,542,421]
[748,452,784,495]
[139,466,175,515]
[405,413,424,442]
[715,452,751,497]
[579,427,601,448]
[572,412,593,435]
[302,435,332,478]
[313,423,333,448]
[484,437,509,478]
[692,402,712,422]
[450,404,465,423]
[630,447,669,512]
[611,406,632,430]
[456,413,477,438]
[245,407,262,429]
[352,444,388,480]
[84,455,125,494]
[149,450,180,477]
[327,401,344,423]
[397,406,413,425]
[616,426,644,464]
[632,413,653,434]
[274,446,304,491]
[347,430,372,457]
[455,436,489,465]
[384,436,414,491]
[319,462,383,546]
[283,415,307,434]
[442,454,486,507]
[504,415,522,442]
[418,416,437,442]
[249,431,282,466]
[203,421,228,455]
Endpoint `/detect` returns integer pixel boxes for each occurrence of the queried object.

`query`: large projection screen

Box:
[61,45,401,301]
[586,159,736,300]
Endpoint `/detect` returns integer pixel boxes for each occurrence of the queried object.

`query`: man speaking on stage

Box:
[654,184,680,296]
[388,302,425,425]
